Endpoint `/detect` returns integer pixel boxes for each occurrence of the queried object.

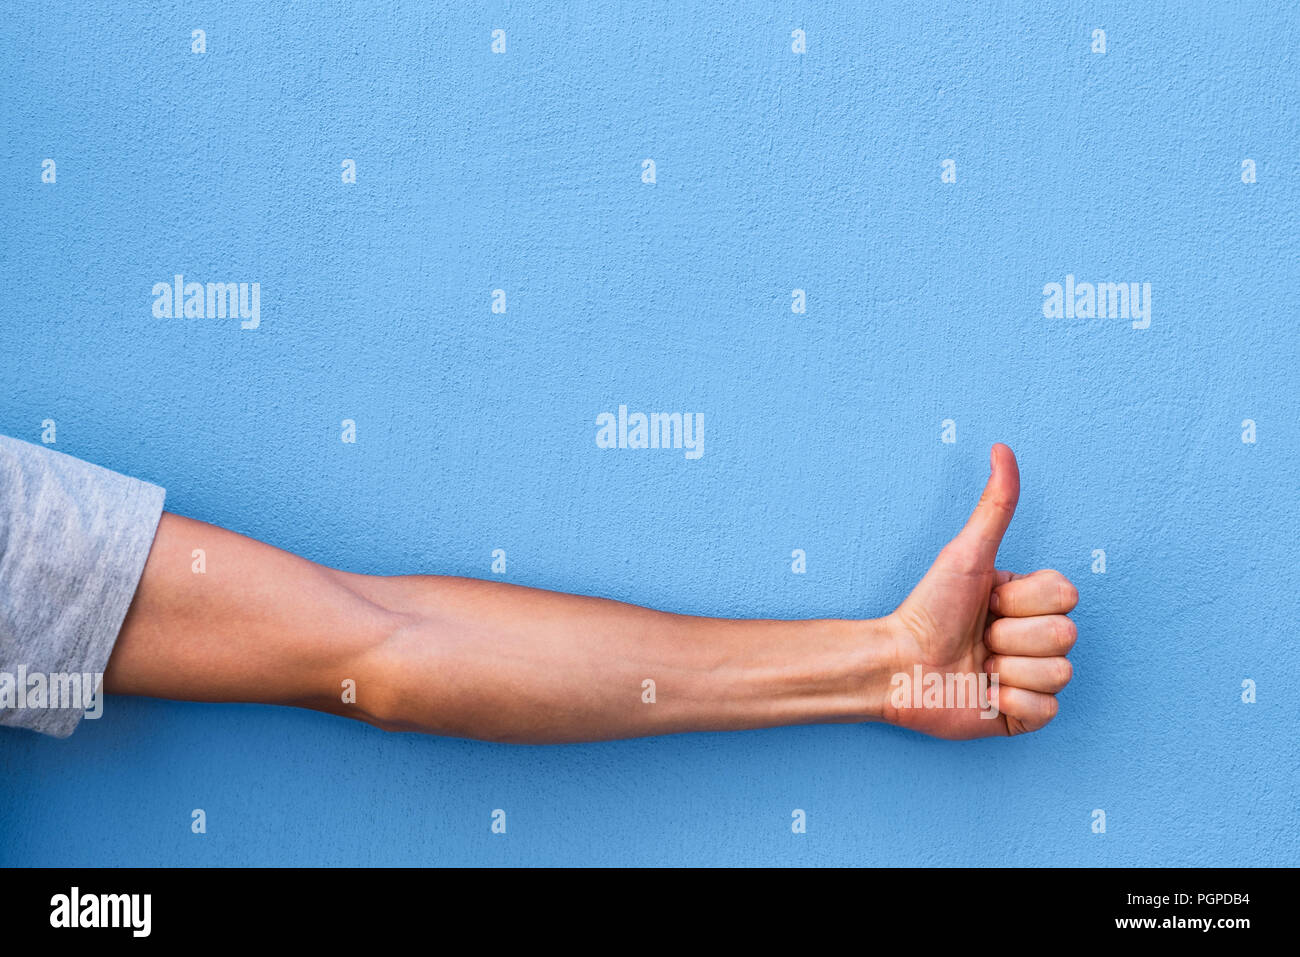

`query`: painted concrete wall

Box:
[1,1,1296,865]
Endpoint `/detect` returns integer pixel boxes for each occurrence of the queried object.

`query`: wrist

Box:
[766,616,903,728]
[842,615,907,725]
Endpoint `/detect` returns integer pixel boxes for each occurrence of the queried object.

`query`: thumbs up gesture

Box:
[886,444,1078,738]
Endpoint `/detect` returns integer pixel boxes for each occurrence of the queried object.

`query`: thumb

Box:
[945,443,1020,570]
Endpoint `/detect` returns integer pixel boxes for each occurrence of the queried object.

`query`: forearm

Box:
[355,574,898,742]
[106,513,900,742]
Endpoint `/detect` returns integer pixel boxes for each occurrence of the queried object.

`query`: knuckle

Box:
[1056,576,1079,610]
[1054,658,1073,688]
[1057,617,1078,652]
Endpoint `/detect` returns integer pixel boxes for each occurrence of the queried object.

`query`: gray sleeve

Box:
[0,435,166,738]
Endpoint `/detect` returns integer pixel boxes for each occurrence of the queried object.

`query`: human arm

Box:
[104,444,1078,742]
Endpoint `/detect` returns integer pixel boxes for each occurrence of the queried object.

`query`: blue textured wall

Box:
[2,1,1297,866]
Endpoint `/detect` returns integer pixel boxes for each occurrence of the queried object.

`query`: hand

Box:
[883,444,1078,739]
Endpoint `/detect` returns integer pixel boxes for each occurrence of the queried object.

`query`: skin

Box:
[104,443,1077,743]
